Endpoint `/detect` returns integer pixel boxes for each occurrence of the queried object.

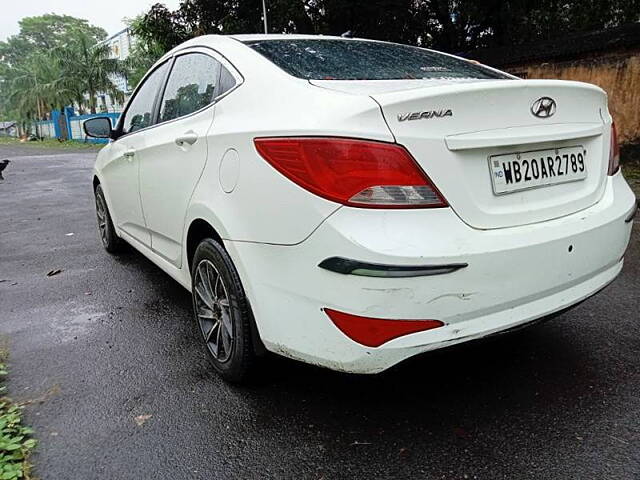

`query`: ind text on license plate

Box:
[489,146,587,195]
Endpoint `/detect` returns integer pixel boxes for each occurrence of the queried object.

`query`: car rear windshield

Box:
[244,39,508,81]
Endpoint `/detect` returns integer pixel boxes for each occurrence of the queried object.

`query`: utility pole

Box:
[262,0,268,33]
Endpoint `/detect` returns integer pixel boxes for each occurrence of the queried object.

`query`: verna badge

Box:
[531,97,556,118]
[398,109,453,122]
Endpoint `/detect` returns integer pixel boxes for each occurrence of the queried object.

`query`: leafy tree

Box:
[2,2,640,125]
[131,0,640,58]
[56,32,126,114]
[0,14,121,125]
[125,14,174,88]
[16,14,106,50]
[7,52,70,117]
[0,14,107,68]
[0,50,73,135]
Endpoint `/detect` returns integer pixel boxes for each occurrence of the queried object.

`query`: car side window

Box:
[122,61,169,135]
[218,65,237,97]
[159,53,222,123]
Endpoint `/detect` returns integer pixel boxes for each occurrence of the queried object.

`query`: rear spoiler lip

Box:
[445,122,603,151]
[368,78,606,103]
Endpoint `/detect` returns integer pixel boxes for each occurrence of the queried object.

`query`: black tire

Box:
[94,184,125,254]
[191,238,256,383]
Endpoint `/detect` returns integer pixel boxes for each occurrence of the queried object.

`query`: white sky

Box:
[1,0,182,41]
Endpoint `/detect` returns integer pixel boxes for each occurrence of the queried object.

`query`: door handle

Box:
[124,148,136,161]
[175,131,198,147]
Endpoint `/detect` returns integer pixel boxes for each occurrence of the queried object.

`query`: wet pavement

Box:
[0,144,639,479]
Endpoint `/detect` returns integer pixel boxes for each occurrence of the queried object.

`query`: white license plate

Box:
[489,146,587,195]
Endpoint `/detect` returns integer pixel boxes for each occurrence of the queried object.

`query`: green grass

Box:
[624,163,640,180]
[622,161,640,197]
[0,137,100,150]
[0,354,37,480]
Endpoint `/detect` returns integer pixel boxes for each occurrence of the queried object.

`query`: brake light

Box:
[608,122,620,175]
[254,137,447,208]
[324,308,444,347]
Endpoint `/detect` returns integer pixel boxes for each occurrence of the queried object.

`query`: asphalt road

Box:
[0,144,639,479]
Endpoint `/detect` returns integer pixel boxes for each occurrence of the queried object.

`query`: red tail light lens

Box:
[608,122,620,176]
[324,308,444,347]
[254,137,447,208]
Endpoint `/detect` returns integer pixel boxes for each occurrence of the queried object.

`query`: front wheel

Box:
[94,184,124,253]
[191,239,256,383]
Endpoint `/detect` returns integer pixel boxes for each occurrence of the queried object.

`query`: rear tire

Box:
[94,184,124,254]
[191,238,256,383]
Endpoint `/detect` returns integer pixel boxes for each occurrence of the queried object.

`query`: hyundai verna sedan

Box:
[85,34,637,383]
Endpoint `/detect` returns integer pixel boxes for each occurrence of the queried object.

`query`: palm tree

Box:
[58,32,127,114]
[1,31,126,133]
[6,51,72,120]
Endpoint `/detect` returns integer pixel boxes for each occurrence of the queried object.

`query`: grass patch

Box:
[0,353,37,480]
[621,143,640,196]
[623,162,640,180]
[622,162,640,197]
[0,137,100,151]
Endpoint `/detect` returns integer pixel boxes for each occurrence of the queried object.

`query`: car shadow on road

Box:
[237,319,611,476]
[114,245,613,465]
[119,243,602,402]
[251,318,597,414]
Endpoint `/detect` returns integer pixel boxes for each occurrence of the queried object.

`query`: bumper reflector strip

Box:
[318,257,468,277]
[624,200,638,223]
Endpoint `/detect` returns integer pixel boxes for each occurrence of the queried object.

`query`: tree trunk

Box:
[89,84,97,114]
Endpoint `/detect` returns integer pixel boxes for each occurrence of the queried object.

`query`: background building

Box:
[95,28,133,112]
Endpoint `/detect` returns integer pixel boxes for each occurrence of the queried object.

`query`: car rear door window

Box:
[217,65,237,97]
[122,61,170,135]
[159,53,221,123]
[245,39,508,80]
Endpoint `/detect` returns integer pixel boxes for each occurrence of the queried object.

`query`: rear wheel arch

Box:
[186,218,224,273]
[186,218,267,362]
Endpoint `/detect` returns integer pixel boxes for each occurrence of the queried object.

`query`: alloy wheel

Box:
[95,194,108,247]
[193,259,234,363]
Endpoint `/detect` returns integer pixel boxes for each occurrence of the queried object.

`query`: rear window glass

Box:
[245,39,507,81]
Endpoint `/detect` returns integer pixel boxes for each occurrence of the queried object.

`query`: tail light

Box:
[324,308,444,347]
[254,137,447,208]
[608,122,620,175]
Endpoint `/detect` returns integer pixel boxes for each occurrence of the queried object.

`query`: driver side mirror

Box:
[83,117,113,139]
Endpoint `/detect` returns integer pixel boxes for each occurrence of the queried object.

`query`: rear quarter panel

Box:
[187,62,394,245]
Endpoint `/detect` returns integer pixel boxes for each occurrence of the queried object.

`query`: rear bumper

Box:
[227,173,635,373]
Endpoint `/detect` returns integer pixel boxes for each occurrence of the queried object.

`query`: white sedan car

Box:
[85,34,637,382]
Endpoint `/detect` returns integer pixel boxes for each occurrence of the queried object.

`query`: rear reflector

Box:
[324,308,444,347]
[608,122,620,176]
[254,137,447,208]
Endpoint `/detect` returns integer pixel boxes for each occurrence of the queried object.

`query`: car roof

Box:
[164,33,364,57]
[229,33,355,42]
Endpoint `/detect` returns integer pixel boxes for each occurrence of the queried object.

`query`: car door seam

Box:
[135,150,150,239]
[179,109,218,268]
[369,95,397,144]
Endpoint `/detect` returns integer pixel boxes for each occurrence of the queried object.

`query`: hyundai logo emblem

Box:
[531,97,556,118]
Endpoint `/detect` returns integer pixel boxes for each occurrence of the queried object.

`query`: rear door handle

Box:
[175,131,198,147]
[124,148,136,161]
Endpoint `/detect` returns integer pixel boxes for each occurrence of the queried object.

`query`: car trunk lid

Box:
[313,78,610,229]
